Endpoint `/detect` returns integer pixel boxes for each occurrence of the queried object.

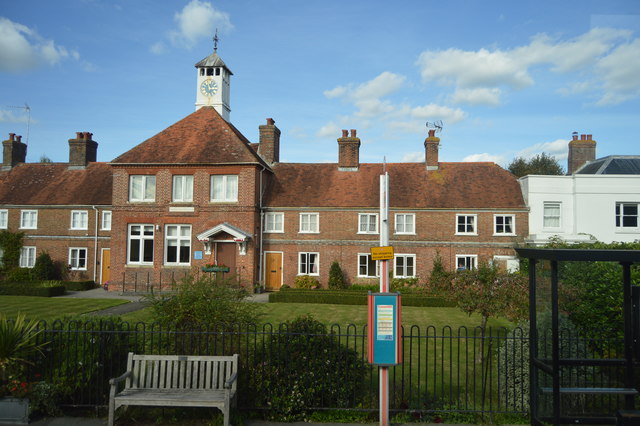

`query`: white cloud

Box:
[0,17,79,72]
[0,109,30,123]
[323,86,348,99]
[410,104,466,124]
[415,27,640,106]
[511,139,568,165]
[450,88,502,106]
[150,42,167,55]
[167,0,233,49]
[400,152,424,162]
[462,153,505,163]
[316,122,341,138]
[595,38,640,105]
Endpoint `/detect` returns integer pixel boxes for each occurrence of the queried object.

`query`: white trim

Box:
[455,254,478,270]
[210,174,238,202]
[493,214,516,236]
[263,250,284,287]
[19,209,38,229]
[196,222,251,242]
[358,213,379,234]
[298,251,320,276]
[455,214,477,235]
[542,201,562,230]
[394,254,416,278]
[19,246,36,268]
[127,224,154,265]
[357,253,379,278]
[164,224,192,266]
[172,175,194,203]
[68,247,88,270]
[394,213,416,235]
[70,210,89,230]
[129,175,156,202]
[0,209,7,229]
[264,212,284,233]
[101,210,112,230]
[299,212,319,234]
[100,248,110,285]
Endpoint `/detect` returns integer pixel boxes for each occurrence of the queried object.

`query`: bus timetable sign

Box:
[371,246,394,261]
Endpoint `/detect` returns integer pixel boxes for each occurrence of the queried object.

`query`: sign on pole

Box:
[371,246,394,261]
[368,292,402,365]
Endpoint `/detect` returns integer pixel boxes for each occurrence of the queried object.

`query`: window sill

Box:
[126,263,154,268]
[265,230,285,234]
[357,232,379,235]
[298,231,320,234]
[493,233,516,237]
[394,232,416,236]
[455,232,478,236]
[297,273,320,277]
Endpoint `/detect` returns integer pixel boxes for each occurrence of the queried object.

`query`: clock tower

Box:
[195,33,232,120]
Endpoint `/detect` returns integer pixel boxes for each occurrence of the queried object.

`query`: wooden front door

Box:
[265,252,282,291]
[100,249,110,284]
[216,242,236,273]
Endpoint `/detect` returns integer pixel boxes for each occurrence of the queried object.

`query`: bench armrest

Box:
[224,372,238,389]
[109,370,132,386]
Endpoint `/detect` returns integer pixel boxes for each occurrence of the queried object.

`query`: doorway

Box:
[265,252,282,291]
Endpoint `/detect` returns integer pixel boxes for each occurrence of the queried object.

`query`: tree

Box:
[0,230,24,272]
[507,152,564,177]
[328,261,347,289]
[39,155,52,163]
[32,252,60,281]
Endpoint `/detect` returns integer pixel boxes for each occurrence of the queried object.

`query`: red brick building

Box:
[0,47,527,291]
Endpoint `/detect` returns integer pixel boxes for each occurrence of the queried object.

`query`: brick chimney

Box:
[2,133,27,170]
[258,118,280,165]
[338,129,360,171]
[568,132,596,174]
[424,129,440,170]
[68,131,98,169]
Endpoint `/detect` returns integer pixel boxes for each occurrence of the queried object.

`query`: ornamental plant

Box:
[0,313,47,394]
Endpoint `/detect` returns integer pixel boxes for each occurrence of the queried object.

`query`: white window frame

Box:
[164,224,192,266]
[456,254,477,271]
[0,248,4,267]
[20,210,38,229]
[543,202,562,230]
[210,175,238,202]
[0,209,7,229]
[395,213,415,234]
[616,202,639,230]
[101,211,112,230]
[172,175,194,203]
[68,247,88,270]
[358,253,379,278]
[298,252,319,276]
[494,214,516,236]
[70,210,89,230]
[299,212,319,233]
[265,212,284,233]
[492,255,520,273]
[358,213,378,234]
[127,224,154,265]
[394,254,416,278]
[455,214,477,235]
[129,175,156,202]
[19,246,36,268]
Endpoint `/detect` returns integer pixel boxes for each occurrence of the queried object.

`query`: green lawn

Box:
[0,295,129,321]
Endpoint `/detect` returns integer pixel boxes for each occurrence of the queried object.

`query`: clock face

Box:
[200,80,218,96]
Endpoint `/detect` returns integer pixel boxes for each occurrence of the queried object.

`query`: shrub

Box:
[390,277,420,291]
[294,275,319,289]
[32,252,60,281]
[62,280,97,291]
[4,267,32,283]
[146,274,258,328]
[328,261,348,289]
[0,282,65,297]
[250,315,367,421]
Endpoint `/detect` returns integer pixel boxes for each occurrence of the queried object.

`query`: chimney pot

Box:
[580,134,586,140]
[266,118,275,125]
[342,129,349,138]
[16,136,21,143]
[428,129,435,137]
[258,118,281,165]
[350,129,357,137]
[9,133,15,141]
[76,132,82,139]
[587,134,592,140]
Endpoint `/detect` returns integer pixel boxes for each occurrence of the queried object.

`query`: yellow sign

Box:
[371,246,394,261]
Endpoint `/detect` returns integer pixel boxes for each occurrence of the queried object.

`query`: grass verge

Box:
[0,295,129,321]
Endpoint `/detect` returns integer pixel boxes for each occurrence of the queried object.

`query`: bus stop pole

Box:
[379,172,390,426]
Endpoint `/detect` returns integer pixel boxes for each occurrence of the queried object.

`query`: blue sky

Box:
[1,0,639,170]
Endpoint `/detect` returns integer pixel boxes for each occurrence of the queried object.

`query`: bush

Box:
[32,252,60,281]
[62,280,97,291]
[294,275,319,289]
[250,315,367,421]
[0,282,65,297]
[146,274,258,328]
[4,267,32,282]
[328,261,348,289]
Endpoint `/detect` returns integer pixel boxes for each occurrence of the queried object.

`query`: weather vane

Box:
[213,29,219,53]
[425,120,443,134]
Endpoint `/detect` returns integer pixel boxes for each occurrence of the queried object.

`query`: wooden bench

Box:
[108,353,238,426]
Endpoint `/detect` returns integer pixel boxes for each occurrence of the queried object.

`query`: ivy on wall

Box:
[0,230,24,270]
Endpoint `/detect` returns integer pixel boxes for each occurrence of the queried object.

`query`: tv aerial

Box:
[425,120,443,134]
[7,103,31,144]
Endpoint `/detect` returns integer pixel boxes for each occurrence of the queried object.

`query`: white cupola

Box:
[195,32,232,120]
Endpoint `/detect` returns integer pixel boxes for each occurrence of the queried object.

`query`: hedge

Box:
[0,281,66,297]
[269,288,455,307]
[63,280,97,291]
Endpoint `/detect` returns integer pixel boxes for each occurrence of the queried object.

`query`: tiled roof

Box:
[0,163,112,205]
[265,162,525,209]
[576,156,640,175]
[112,107,267,166]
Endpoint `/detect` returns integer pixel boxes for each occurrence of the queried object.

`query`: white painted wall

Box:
[520,174,640,244]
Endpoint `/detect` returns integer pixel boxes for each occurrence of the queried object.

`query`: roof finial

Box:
[213,29,219,53]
